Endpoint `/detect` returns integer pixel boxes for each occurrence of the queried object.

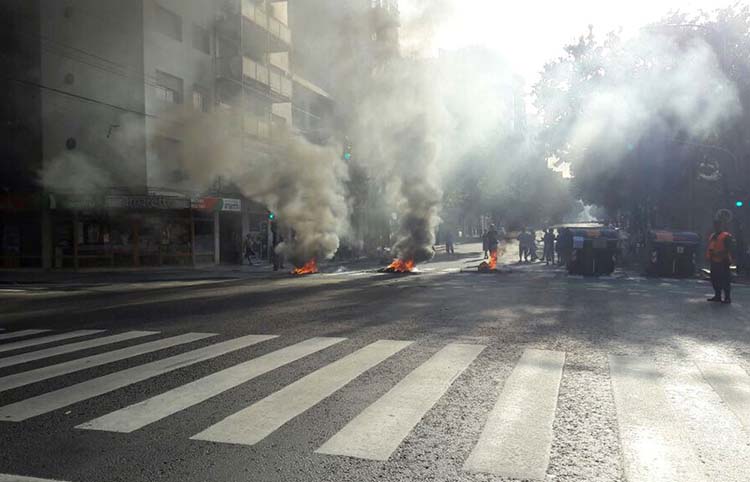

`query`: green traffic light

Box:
[343,152,352,161]
[737,201,745,208]
[269,213,275,220]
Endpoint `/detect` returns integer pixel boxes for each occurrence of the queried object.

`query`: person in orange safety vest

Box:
[706,219,735,304]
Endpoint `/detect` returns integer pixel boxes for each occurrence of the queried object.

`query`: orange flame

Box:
[292,259,318,275]
[385,259,415,273]
[489,249,498,270]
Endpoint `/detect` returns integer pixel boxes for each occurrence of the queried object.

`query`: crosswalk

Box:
[1,328,750,481]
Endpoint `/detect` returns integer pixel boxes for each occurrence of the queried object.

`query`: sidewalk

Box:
[0,257,385,286]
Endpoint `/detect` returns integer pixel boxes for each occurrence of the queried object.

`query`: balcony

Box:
[242,0,291,50]
[269,70,292,100]
[243,56,269,86]
[244,112,271,140]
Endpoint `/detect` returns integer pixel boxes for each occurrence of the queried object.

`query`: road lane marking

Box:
[609,356,704,482]
[0,333,216,392]
[463,349,564,479]
[697,363,750,430]
[0,475,70,482]
[0,330,105,354]
[0,330,52,341]
[0,331,157,369]
[663,364,750,482]
[0,334,276,421]
[77,337,345,433]
[317,343,485,461]
[192,339,413,446]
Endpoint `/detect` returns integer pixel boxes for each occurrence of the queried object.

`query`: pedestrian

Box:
[243,233,255,266]
[445,230,455,254]
[482,229,489,259]
[517,228,527,262]
[706,219,734,304]
[486,224,499,259]
[543,229,555,265]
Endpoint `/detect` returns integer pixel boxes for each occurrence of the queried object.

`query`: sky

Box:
[399,0,740,84]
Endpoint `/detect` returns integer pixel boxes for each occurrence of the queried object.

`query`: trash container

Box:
[644,230,700,277]
[567,228,619,275]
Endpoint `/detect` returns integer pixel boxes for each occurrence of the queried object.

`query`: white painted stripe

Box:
[0,330,105,354]
[0,332,215,392]
[0,475,69,482]
[463,349,565,479]
[192,339,412,446]
[0,330,52,341]
[609,356,704,482]
[0,334,276,421]
[663,364,750,482]
[78,337,345,433]
[0,331,157,369]
[317,343,484,461]
[698,363,750,430]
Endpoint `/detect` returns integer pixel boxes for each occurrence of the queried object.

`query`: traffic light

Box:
[342,142,352,161]
[737,201,745,208]
[268,212,275,221]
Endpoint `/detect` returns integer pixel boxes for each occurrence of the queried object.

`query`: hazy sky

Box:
[400,0,740,83]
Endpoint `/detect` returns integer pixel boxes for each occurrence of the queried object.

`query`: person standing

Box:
[243,233,255,266]
[486,224,499,259]
[445,229,455,254]
[543,229,556,265]
[706,219,734,304]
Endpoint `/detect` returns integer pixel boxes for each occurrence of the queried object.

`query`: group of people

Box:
[514,227,574,266]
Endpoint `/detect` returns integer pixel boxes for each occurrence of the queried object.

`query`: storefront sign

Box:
[221,198,242,212]
[106,195,190,210]
[49,194,102,211]
[192,197,242,212]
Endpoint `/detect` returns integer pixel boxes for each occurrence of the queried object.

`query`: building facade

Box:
[0,0,358,269]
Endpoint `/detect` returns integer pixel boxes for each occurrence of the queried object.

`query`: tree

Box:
[533,6,750,231]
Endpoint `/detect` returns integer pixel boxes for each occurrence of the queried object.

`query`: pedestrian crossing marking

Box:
[0,475,69,482]
[192,339,413,446]
[609,356,705,482]
[697,363,750,430]
[663,364,750,482]
[0,330,52,342]
[0,331,157,369]
[317,343,485,461]
[0,334,276,422]
[0,330,105,355]
[0,333,216,392]
[463,349,564,479]
[77,337,346,433]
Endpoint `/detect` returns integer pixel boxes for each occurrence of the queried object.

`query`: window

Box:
[192,87,209,112]
[155,4,182,41]
[193,25,210,54]
[155,70,183,104]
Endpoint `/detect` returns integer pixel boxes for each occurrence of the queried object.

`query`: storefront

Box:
[49,193,193,268]
[192,197,243,265]
[0,193,43,268]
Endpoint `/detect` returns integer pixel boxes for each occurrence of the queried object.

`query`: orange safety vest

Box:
[706,231,733,263]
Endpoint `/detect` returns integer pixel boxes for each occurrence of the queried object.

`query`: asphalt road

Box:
[0,243,749,482]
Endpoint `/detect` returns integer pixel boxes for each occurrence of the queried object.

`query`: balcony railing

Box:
[269,70,292,99]
[244,112,271,139]
[242,0,291,46]
[268,16,291,45]
[243,56,269,86]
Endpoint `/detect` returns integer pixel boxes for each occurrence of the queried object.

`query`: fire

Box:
[488,249,498,270]
[292,259,318,275]
[384,259,415,273]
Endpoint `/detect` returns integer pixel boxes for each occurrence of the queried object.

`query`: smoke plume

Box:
[176,108,351,267]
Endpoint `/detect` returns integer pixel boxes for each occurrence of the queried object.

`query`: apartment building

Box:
[0,0,354,269]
